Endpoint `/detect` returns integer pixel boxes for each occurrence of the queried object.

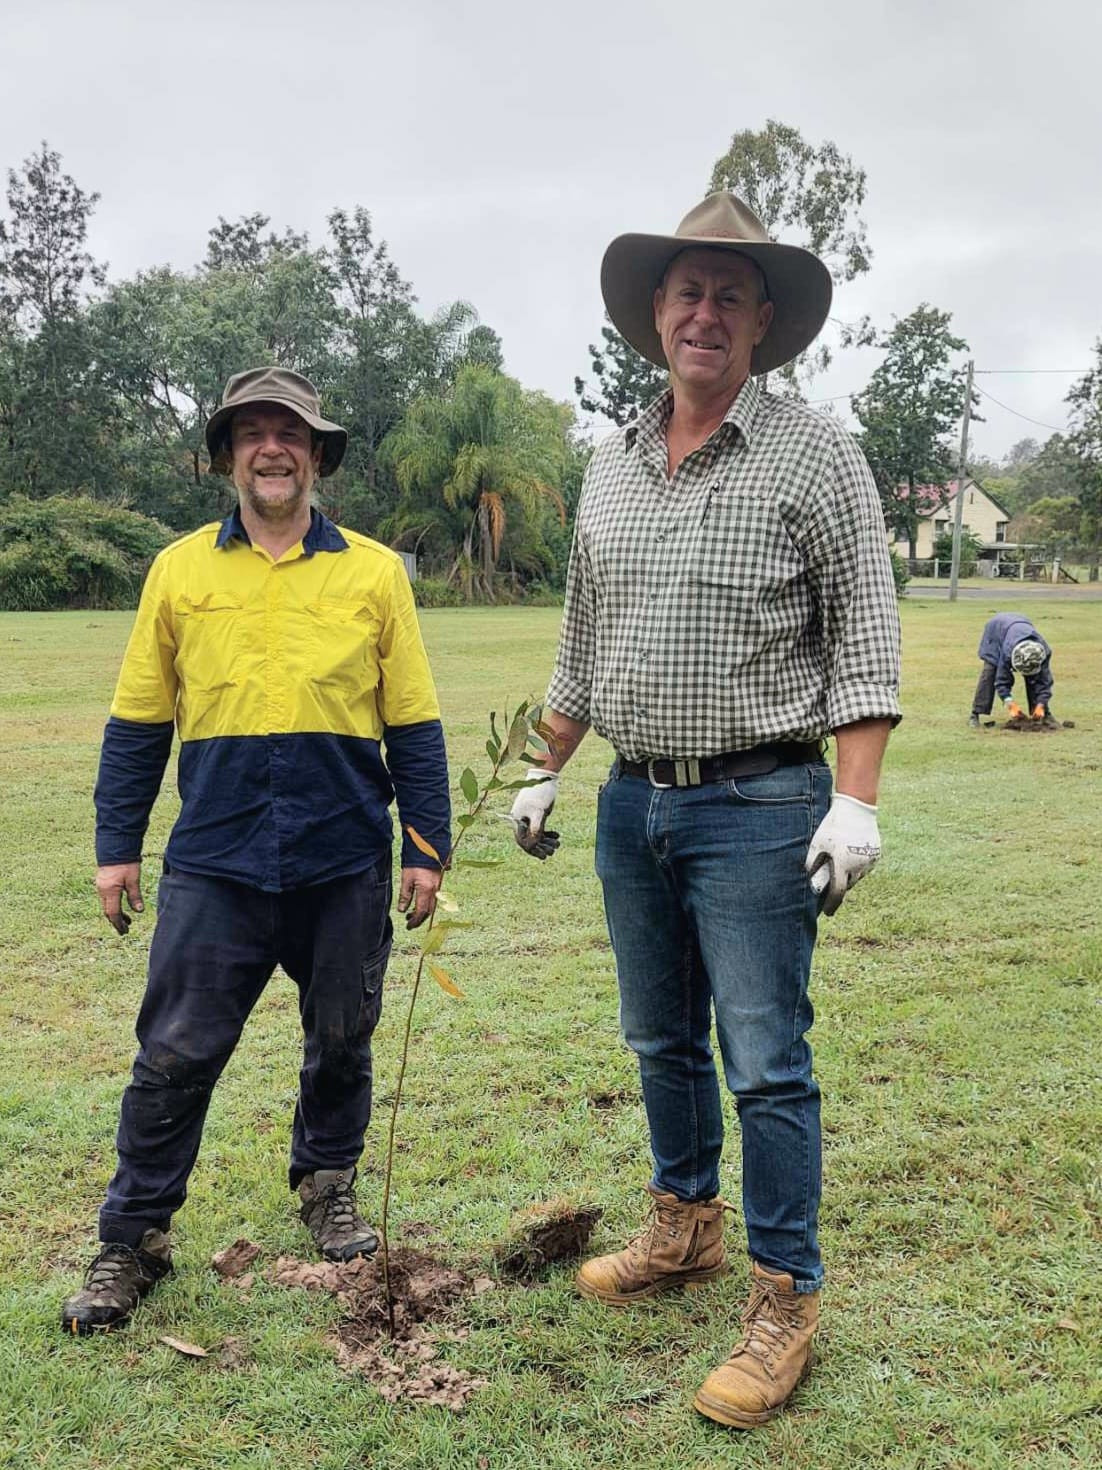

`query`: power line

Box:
[971,383,1067,433]
[974,368,1089,375]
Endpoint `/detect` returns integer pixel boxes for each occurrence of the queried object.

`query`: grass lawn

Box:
[1,600,1099,1469]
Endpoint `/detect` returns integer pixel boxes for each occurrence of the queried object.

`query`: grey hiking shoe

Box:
[298,1168,378,1262]
[968,713,980,729]
[61,1229,172,1335]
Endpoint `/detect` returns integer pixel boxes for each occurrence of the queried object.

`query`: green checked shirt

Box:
[547,377,901,761]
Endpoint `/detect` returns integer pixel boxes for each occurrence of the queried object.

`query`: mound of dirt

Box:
[267,1247,470,1337]
[493,1198,603,1281]
[1001,717,1074,733]
[265,1246,486,1409]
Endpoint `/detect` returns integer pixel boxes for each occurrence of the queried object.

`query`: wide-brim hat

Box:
[205,367,347,477]
[601,192,833,376]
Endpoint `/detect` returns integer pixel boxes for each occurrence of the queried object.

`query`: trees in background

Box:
[382,365,572,600]
[0,144,118,500]
[851,305,971,557]
[1063,340,1102,579]
[0,143,583,607]
[574,316,667,427]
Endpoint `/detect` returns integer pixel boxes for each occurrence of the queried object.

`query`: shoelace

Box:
[627,1197,734,1270]
[624,1199,683,1268]
[317,1181,358,1235]
[83,1244,142,1293]
[735,1281,807,1380]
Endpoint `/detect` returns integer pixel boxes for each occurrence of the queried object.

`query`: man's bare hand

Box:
[95,862,144,935]
[397,866,441,929]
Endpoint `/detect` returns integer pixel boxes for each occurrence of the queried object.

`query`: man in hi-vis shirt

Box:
[63,368,450,1335]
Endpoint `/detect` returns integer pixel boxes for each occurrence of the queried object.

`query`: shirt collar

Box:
[624,376,762,454]
[215,505,349,555]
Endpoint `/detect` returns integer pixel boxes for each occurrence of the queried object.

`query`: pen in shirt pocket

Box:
[700,484,719,525]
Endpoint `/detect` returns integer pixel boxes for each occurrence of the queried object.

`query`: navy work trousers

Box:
[99,857,393,1247]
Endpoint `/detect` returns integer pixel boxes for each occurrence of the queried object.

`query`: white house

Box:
[887,478,1011,560]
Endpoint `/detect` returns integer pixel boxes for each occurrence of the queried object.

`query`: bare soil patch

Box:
[236,1246,488,1409]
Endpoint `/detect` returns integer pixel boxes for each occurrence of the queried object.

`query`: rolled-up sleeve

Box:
[805,435,902,731]
[545,501,597,722]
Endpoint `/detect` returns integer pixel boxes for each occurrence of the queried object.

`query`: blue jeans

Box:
[99,858,393,1247]
[594,760,831,1290]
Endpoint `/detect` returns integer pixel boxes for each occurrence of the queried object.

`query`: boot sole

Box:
[576,1262,728,1307]
[692,1356,813,1429]
[62,1312,131,1336]
[320,1241,379,1263]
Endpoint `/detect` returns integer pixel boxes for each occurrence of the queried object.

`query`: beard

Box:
[237,470,313,522]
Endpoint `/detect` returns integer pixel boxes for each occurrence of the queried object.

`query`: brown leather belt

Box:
[616,741,822,789]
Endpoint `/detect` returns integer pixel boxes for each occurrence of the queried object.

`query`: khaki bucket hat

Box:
[601,192,833,376]
[205,367,348,477]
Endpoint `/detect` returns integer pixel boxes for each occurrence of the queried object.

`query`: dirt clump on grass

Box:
[1001,717,1075,733]
[264,1247,487,1409]
[493,1197,603,1281]
[211,1238,261,1278]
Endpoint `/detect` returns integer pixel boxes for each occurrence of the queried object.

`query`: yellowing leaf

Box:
[506,711,528,762]
[429,962,465,999]
[159,1335,208,1358]
[436,892,459,913]
[420,926,447,954]
[405,825,441,863]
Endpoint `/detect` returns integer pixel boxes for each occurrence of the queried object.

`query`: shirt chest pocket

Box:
[304,597,382,691]
[173,593,243,692]
[691,491,802,591]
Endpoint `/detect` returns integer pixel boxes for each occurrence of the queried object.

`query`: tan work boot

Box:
[575,1183,730,1306]
[693,1261,819,1428]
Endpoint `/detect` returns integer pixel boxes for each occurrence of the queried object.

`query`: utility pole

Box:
[949,358,975,602]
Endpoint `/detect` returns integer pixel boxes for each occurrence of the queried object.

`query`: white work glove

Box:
[508,769,561,860]
[805,793,882,916]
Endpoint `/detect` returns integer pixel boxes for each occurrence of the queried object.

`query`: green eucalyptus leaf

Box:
[456,812,477,829]
[460,768,479,805]
[457,858,504,868]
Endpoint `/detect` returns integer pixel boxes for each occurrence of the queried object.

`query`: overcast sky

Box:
[5,0,1100,459]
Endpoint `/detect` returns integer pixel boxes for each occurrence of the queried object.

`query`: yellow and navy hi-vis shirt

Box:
[94,507,451,891]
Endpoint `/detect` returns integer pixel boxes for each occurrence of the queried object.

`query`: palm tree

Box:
[382,366,569,601]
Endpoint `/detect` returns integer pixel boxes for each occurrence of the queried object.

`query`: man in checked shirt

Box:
[510,194,901,1429]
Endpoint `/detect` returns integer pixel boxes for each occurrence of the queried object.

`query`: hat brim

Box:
[205,396,347,477]
[600,233,833,376]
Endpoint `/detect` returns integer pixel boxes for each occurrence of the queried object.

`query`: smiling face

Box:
[229,403,322,521]
[654,248,774,403]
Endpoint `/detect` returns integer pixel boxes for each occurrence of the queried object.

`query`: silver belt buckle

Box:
[646,758,673,789]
